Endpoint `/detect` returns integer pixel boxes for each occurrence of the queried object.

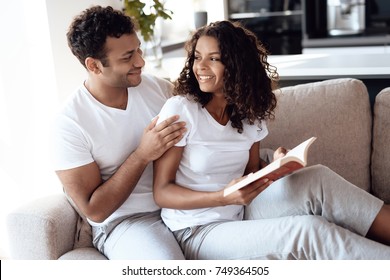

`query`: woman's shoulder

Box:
[166,95,198,109]
[159,95,199,125]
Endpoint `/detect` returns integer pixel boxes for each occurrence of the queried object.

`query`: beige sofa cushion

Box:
[372,87,390,203]
[262,78,372,191]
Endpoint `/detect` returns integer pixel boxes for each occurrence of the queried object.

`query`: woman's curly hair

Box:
[175,20,278,133]
[66,6,135,68]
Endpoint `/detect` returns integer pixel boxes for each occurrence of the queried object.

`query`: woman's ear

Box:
[85,57,101,74]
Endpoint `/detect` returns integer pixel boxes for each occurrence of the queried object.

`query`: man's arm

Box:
[56,115,186,223]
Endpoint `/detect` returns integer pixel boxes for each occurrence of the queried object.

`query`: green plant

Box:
[123,0,173,42]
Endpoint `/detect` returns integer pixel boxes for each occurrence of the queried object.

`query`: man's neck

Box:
[84,79,128,110]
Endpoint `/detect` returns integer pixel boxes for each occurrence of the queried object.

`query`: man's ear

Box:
[85,57,101,74]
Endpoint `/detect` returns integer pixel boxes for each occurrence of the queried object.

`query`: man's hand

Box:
[135,115,186,163]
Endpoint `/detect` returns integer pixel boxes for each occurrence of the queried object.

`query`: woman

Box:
[153,20,390,259]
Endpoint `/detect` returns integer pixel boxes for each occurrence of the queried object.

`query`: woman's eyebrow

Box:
[194,50,220,55]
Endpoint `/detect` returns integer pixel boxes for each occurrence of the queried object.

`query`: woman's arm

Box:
[244,141,261,174]
[153,146,225,209]
[153,142,271,210]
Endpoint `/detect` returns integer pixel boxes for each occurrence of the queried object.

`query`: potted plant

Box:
[122,0,173,67]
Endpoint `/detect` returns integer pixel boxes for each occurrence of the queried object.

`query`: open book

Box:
[223,137,317,197]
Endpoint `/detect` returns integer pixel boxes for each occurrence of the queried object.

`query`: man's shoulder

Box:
[55,85,93,122]
[141,73,172,88]
[139,73,173,98]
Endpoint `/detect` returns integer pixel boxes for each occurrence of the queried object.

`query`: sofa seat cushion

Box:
[59,247,107,260]
[262,78,372,191]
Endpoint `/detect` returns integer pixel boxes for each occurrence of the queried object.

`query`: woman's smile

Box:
[197,75,215,82]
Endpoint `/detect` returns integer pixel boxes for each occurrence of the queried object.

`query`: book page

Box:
[280,137,317,166]
[223,137,316,196]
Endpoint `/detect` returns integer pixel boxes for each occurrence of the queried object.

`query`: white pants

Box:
[92,210,185,259]
[173,165,389,259]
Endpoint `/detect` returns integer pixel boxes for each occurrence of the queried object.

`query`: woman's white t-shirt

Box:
[157,95,268,231]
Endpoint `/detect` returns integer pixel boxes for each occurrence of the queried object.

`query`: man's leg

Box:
[93,210,184,260]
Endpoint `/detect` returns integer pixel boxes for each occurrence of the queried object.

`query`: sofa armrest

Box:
[372,87,390,204]
[6,193,78,259]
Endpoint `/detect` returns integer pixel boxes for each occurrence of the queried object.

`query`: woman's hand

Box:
[221,176,273,206]
[273,147,288,161]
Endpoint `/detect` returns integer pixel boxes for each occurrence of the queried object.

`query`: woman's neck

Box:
[205,95,229,125]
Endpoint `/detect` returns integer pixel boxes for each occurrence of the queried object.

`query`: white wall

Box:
[0,0,227,258]
[0,0,56,258]
[0,0,121,259]
[46,0,122,103]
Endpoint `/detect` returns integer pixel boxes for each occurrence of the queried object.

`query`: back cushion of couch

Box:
[372,87,390,203]
[262,78,372,191]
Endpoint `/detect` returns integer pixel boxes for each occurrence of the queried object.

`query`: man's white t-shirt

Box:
[51,74,173,226]
[157,95,268,231]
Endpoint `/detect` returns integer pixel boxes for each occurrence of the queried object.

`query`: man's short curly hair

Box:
[175,20,278,133]
[67,6,135,68]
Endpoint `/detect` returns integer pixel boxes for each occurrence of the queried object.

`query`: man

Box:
[52,5,186,259]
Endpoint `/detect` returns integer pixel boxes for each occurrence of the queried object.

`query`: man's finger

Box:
[147,116,159,130]
[154,115,180,132]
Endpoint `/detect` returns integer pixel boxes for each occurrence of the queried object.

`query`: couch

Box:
[6,78,390,259]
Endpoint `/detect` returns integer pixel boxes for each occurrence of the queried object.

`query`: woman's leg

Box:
[245,165,385,241]
[175,216,390,260]
[367,204,390,245]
